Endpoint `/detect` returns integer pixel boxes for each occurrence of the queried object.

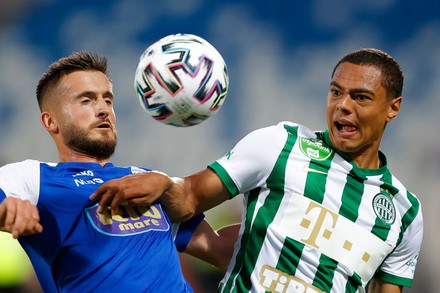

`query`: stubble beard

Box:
[63,125,117,161]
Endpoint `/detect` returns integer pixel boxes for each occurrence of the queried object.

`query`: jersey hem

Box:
[208,162,238,198]
[376,270,413,287]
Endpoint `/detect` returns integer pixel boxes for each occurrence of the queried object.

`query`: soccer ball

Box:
[134,33,229,127]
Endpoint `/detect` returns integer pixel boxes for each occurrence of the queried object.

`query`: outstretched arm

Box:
[184,220,240,269]
[90,168,231,223]
[161,168,231,222]
[0,197,43,239]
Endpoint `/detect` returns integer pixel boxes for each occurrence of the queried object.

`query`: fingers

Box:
[11,199,42,239]
[89,172,172,214]
[91,182,126,214]
[0,197,43,239]
[90,175,137,211]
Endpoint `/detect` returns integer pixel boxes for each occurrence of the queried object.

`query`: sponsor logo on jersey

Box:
[70,170,104,186]
[85,203,169,236]
[372,193,396,225]
[406,252,419,272]
[299,138,333,161]
[73,177,104,187]
[259,265,324,293]
[72,170,95,177]
[302,165,328,175]
[279,195,393,281]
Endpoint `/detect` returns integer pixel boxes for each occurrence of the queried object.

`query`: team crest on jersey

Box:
[299,137,333,161]
[372,193,396,225]
[85,203,169,236]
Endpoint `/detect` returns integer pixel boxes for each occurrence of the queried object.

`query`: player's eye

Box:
[330,89,341,97]
[80,97,92,104]
[353,94,370,101]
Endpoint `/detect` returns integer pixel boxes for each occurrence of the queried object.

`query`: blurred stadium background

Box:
[0,0,438,292]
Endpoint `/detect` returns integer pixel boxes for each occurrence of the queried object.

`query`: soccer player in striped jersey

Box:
[0,52,238,292]
[93,48,423,293]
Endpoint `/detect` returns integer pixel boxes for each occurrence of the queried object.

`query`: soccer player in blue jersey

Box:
[92,48,423,293]
[0,52,238,292]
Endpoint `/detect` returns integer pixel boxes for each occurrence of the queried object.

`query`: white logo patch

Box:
[372,193,396,225]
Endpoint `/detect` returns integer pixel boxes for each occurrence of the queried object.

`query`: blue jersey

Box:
[0,160,201,293]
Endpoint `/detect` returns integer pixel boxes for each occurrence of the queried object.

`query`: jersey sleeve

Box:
[172,213,205,252]
[209,123,291,198]
[0,160,41,204]
[376,194,423,287]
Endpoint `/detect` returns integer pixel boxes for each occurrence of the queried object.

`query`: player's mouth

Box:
[334,119,357,138]
[95,121,113,130]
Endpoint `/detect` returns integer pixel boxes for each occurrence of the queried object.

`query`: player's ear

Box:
[40,111,59,134]
[387,96,402,122]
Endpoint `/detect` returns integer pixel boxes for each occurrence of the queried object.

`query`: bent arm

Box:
[0,197,43,238]
[90,168,231,222]
[184,219,240,269]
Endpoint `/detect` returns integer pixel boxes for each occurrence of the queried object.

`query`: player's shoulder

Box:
[390,173,422,206]
[1,159,42,171]
[274,121,318,138]
[238,122,317,149]
[244,121,317,140]
[0,160,60,178]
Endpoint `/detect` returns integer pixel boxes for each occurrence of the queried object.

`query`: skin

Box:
[0,69,237,268]
[40,70,117,164]
[1,70,116,238]
[326,62,401,168]
[89,62,405,292]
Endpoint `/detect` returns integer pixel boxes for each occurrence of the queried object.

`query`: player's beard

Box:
[62,124,117,161]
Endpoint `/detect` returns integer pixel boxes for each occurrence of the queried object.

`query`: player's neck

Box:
[349,151,381,169]
[58,151,111,166]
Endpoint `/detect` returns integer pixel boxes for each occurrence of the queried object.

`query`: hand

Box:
[89,171,173,214]
[0,197,43,239]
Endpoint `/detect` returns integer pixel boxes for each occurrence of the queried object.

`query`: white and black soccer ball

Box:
[134,33,229,127]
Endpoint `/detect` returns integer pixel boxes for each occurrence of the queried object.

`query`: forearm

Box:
[160,169,231,222]
[159,177,198,223]
[184,221,240,269]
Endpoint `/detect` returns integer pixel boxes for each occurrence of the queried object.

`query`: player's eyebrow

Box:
[330,81,375,96]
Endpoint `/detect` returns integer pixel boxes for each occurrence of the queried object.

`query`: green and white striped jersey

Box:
[210,122,423,293]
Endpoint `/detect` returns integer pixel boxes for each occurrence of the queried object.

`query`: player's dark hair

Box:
[331,48,404,100]
[36,51,109,110]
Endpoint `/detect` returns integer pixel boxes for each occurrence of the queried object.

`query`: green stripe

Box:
[221,187,261,292]
[303,156,332,203]
[275,237,305,276]
[370,171,394,241]
[312,254,338,291]
[344,273,362,293]
[397,191,420,246]
[302,138,337,291]
[338,170,365,222]
[375,270,413,288]
[223,125,299,292]
[209,162,239,197]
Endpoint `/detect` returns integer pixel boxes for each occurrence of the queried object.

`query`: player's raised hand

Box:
[0,197,43,239]
[90,171,173,214]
